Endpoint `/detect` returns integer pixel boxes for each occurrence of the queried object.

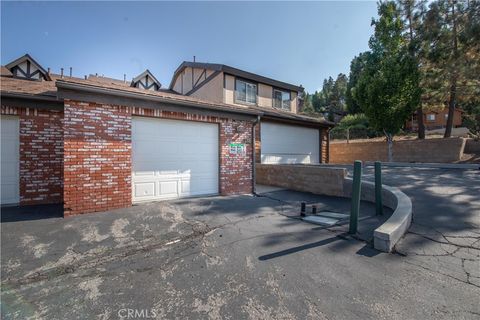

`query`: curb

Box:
[364,161,479,170]
[343,178,412,252]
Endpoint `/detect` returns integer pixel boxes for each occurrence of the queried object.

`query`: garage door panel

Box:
[132,117,219,202]
[1,116,20,205]
[261,122,319,164]
[134,182,156,198]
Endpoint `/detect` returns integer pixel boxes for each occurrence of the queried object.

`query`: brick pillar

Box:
[63,100,132,216]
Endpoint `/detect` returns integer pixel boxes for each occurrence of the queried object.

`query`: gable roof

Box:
[5,53,51,81]
[131,69,161,87]
[170,61,304,93]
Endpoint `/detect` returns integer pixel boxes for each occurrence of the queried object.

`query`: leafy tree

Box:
[312,74,348,122]
[355,1,421,161]
[346,52,369,114]
[300,92,315,115]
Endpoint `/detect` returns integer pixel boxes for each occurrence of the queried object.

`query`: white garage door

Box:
[132,117,219,202]
[1,116,20,205]
[261,122,319,164]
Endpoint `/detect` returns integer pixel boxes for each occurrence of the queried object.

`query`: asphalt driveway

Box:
[1,183,479,319]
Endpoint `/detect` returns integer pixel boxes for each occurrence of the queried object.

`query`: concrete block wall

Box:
[256,164,347,197]
[465,139,480,153]
[1,106,64,205]
[330,137,466,164]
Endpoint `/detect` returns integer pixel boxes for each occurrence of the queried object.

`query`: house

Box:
[0,54,333,216]
[406,108,463,131]
[169,61,332,164]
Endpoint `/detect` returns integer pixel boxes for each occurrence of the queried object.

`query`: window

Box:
[273,89,291,111]
[427,114,436,121]
[235,79,257,104]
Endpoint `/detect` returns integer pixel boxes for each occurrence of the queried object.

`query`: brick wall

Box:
[220,120,253,195]
[64,100,253,215]
[1,106,63,205]
[330,137,466,164]
[63,100,131,216]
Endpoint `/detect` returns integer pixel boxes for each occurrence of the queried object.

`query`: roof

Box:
[1,66,12,77]
[250,105,334,126]
[1,74,330,125]
[1,60,330,126]
[55,77,262,116]
[5,53,51,81]
[170,61,304,93]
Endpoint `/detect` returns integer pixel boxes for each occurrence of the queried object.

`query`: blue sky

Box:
[1,1,377,92]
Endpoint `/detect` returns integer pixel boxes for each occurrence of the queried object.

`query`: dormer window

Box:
[235,78,257,105]
[5,54,51,81]
[131,70,161,91]
[273,89,291,111]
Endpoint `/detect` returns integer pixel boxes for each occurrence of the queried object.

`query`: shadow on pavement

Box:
[1,204,63,223]
[258,235,342,261]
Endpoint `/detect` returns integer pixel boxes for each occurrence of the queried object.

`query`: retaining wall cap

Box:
[343,177,412,252]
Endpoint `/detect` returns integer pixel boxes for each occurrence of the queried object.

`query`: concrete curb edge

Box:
[343,178,413,252]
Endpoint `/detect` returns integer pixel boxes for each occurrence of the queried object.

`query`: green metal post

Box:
[375,161,383,215]
[349,160,362,234]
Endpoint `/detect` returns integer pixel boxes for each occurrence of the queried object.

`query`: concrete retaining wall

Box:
[343,179,412,252]
[256,164,347,197]
[330,137,466,164]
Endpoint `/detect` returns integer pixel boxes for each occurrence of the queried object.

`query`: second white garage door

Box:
[132,117,219,202]
[261,122,320,164]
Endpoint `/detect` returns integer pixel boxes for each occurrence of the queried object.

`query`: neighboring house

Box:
[406,108,463,131]
[0,54,333,216]
[169,62,332,165]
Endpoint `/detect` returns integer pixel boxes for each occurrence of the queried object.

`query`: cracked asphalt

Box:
[360,166,480,289]
[1,169,479,319]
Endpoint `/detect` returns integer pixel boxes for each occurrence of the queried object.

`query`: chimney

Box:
[124,74,126,83]
[193,55,196,62]
[60,68,64,78]
[47,67,51,75]
[84,75,87,80]
[69,67,72,77]
[95,73,98,76]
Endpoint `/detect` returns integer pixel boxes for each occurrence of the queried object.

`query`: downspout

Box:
[252,115,261,195]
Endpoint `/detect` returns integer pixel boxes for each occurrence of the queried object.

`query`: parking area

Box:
[1,169,479,319]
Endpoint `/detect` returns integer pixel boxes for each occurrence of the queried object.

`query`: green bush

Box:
[336,113,369,129]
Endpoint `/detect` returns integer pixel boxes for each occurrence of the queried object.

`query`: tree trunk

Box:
[444,78,457,138]
[405,1,424,139]
[444,1,458,138]
[385,132,393,162]
[417,107,425,139]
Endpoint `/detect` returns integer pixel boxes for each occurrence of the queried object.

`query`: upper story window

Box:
[235,79,257,105]
[427,114,436,121]
[273,89,291,111]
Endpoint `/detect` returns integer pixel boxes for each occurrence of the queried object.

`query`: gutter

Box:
[0,91,60,103]
[252,115,261,195]
[56,80,263,117]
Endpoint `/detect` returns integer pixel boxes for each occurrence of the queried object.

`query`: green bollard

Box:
[375,161,383,215]
[349,160,362,234]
